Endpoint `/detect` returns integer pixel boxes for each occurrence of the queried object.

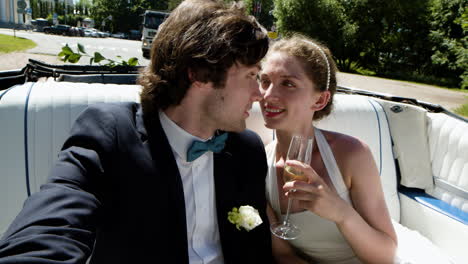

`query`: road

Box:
[0,28,150,65]
[0,28,466,110]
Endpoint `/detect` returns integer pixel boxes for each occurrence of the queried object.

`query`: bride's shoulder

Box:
[321,129,371,159]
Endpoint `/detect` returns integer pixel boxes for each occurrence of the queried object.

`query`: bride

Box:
[259,34,397,264]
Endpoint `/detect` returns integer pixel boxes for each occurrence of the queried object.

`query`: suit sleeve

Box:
[0,104,117,264]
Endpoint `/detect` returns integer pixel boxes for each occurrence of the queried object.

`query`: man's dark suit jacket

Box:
[0,102,272,263]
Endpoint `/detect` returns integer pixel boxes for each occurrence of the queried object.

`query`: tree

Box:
[91,0,169,33]
[167,0,183,11]
[32,0,52,19]
[273,0,364,71]
[429,0,467,89]
[272,0,435,76]
[243,0,274,29]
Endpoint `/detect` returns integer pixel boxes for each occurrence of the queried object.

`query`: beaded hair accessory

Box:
[302,40,331,91]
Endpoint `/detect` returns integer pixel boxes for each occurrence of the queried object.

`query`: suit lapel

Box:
[138,107,189,263]
[214,134,242,261]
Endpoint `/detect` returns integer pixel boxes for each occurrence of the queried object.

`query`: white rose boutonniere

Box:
[228,205,263,231]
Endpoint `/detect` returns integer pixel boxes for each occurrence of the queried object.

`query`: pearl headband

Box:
[302,40,331,91]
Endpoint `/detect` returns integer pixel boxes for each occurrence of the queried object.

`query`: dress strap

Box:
[314,129,350,199]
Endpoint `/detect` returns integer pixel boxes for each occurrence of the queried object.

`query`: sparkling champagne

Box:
[283,165,308,183]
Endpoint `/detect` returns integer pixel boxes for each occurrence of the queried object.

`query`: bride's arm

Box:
[337,140,397,263]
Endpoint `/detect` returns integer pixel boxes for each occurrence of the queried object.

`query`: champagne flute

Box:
[271,135,313,240]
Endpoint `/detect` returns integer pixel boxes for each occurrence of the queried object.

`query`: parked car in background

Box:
[111,32,128,39]
[68,27,82,37]
[83,28,93,37]
[83,28,100,38]
[77,27,85,37]
[128,30,142,40]
[31,18,49,32]
[98,31,111,38]
[43,25,71,36]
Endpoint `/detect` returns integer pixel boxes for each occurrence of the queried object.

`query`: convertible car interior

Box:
[0,61,467,263]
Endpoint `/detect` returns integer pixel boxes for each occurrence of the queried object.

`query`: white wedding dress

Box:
[266,129,361,264]
[266,128,455,264]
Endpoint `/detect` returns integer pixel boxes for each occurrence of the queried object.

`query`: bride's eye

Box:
[282,80,295,88]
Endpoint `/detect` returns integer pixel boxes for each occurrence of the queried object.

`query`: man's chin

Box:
[221,122,246,133]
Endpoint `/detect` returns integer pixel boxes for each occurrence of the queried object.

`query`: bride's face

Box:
[259,51,322,133]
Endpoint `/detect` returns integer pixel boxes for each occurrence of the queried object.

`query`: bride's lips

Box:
[264,105,285,118]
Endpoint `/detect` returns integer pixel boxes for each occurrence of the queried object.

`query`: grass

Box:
[454,98,468,117]
[0,34,37,54]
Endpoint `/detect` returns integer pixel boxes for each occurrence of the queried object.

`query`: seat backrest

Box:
[0,81,140,236]
[427,113,468,213]
[0,82,400,237]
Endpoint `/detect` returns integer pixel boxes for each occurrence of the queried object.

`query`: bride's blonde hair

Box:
[266,34,338,121]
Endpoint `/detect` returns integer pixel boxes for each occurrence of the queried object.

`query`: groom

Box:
[0,0,272,263]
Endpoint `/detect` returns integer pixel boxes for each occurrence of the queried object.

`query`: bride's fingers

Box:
[285,189,318,201]
[284,181,324,194]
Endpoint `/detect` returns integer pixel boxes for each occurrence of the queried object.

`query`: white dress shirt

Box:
[159,111,224,264]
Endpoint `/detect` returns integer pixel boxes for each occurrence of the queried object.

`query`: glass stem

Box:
[283,197,293,225]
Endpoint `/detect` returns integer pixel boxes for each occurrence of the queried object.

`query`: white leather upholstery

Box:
[0,81,140,236]
[0,84,32,237]
[427,113,468,213]
[399,193,467,263]
[25,81,141,193]
[377,100,434,191]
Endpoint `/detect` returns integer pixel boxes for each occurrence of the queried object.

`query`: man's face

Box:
[203,63,262,132]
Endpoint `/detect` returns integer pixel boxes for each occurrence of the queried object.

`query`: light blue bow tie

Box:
[186,133,228,162]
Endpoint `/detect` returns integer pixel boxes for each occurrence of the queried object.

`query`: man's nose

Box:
[251,81,263,102]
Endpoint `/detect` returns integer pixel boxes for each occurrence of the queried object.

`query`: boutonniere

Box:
[228,205,263,231]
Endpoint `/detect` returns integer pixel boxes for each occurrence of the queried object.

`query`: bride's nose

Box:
[261,83,279,102]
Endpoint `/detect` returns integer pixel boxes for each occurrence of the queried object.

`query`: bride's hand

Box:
[283,160,352,224]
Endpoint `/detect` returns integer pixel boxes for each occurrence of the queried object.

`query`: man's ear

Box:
[311,91,331,111]
[188,68,212,91]
[188,68,202,89]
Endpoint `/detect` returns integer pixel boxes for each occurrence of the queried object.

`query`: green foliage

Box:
[167,0,183,11]
[429,0,467,89]
[31,0,54,19]
[75,0,92,16]
[454,100,468,117]
[91,0,169,33]
[243,0,275,29]
[272,0,466,89]
[273,0,433,73]
[58,43,139,67]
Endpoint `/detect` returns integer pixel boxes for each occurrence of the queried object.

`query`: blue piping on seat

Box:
[367,99,383,176]
[400,187,468,225]
[24,83,34,197]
